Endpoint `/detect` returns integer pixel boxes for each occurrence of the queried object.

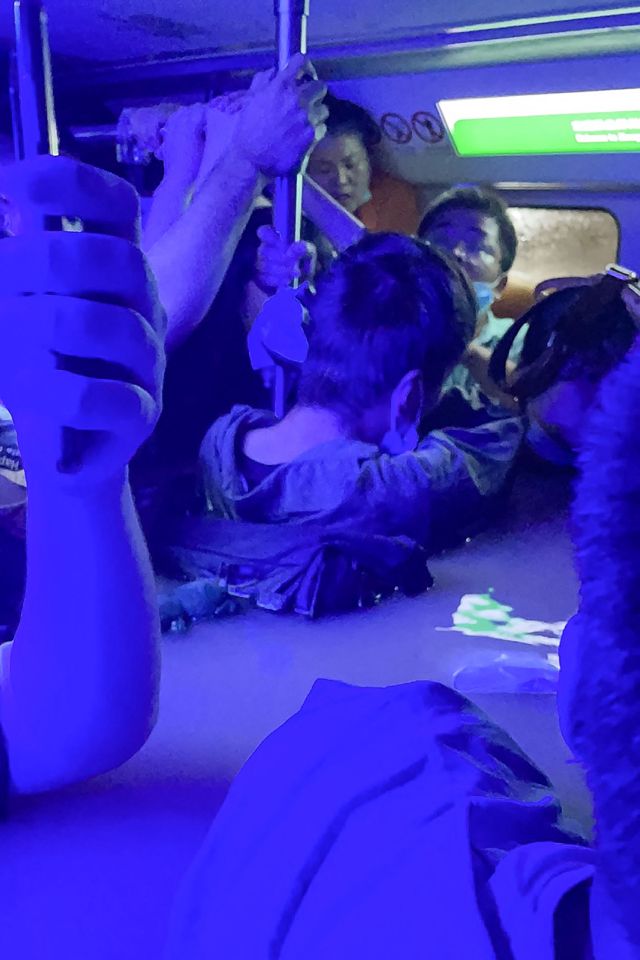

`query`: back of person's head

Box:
[419,185,518,275]
[323,94,382,154]
[298,233,476,428]
[568,337,640,948]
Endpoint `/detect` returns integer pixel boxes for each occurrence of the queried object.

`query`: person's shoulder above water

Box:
[166,679,591,960]
[200,404,275,470]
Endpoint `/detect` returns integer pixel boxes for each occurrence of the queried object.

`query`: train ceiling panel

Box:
[0,2,638,65]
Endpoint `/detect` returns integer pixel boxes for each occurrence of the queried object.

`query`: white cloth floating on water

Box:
[438,591,566,648]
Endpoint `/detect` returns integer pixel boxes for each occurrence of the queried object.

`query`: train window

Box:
[496,206,619,318]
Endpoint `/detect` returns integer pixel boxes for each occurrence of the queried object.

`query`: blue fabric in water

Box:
[166,679,588,959]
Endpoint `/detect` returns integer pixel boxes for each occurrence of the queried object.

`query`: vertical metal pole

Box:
[273,0,308,254]
[12,0,81,472]
[272,0,309,418]
[13,0,59,159]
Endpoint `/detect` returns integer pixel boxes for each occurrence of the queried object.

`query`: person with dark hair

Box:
[305,92,380,218]
[489,271,640,467]
[168,234,524,615]
[419,185,524,425]
[166,339,640,960]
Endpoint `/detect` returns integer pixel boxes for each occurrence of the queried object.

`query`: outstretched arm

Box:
[145,149,266,352]
[144,56,327,353]
[141,104,207,250]
[0,156,165,794]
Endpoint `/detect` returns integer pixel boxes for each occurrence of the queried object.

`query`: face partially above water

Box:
[423,208,505,287]
[307,132,372,214]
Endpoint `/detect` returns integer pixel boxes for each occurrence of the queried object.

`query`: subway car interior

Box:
[0,2,639,958]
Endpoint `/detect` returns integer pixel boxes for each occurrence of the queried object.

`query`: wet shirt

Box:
[444,310,527,414]
[166,679,594,960]
[199,405,524,551]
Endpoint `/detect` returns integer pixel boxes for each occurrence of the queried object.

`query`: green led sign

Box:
[439,89,640,156]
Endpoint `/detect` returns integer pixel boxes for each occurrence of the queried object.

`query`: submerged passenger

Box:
[166,338,640,960]
[141,87,417,489]
[419,185,524,426]
[163,234,524,615]
[0,154,164,800]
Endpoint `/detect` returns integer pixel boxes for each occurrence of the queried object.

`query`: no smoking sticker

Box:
[380,113,413,145]
[411,111,445,144]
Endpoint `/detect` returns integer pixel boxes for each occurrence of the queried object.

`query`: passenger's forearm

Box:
[0,473,160,793]
[142,172,194,250]
[146,152,267,352]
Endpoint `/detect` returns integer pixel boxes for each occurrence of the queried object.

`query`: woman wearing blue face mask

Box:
[419,186,524,427]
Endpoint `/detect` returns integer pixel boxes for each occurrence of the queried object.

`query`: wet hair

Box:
[489,283,638,402]
[298,232,477,423]
[323,94,382,154]
[418,185,518,274]
[570,337,640,947]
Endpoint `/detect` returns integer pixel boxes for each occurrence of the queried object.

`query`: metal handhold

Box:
[248,286,309,372]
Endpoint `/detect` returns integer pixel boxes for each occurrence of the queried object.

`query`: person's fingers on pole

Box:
[298,79,328,111]
[250,67,276,93]
[297,60,319,83]
[256,225,281,246]
[280,53,310,85]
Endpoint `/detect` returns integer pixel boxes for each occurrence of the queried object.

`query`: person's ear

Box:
[391,370,423,433]
[496,273,509,296]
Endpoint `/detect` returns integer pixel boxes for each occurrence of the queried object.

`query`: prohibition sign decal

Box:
[380,113,413,145]
[411,111,445,144]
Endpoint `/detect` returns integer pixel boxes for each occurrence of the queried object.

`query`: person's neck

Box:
[244,405,351,465]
